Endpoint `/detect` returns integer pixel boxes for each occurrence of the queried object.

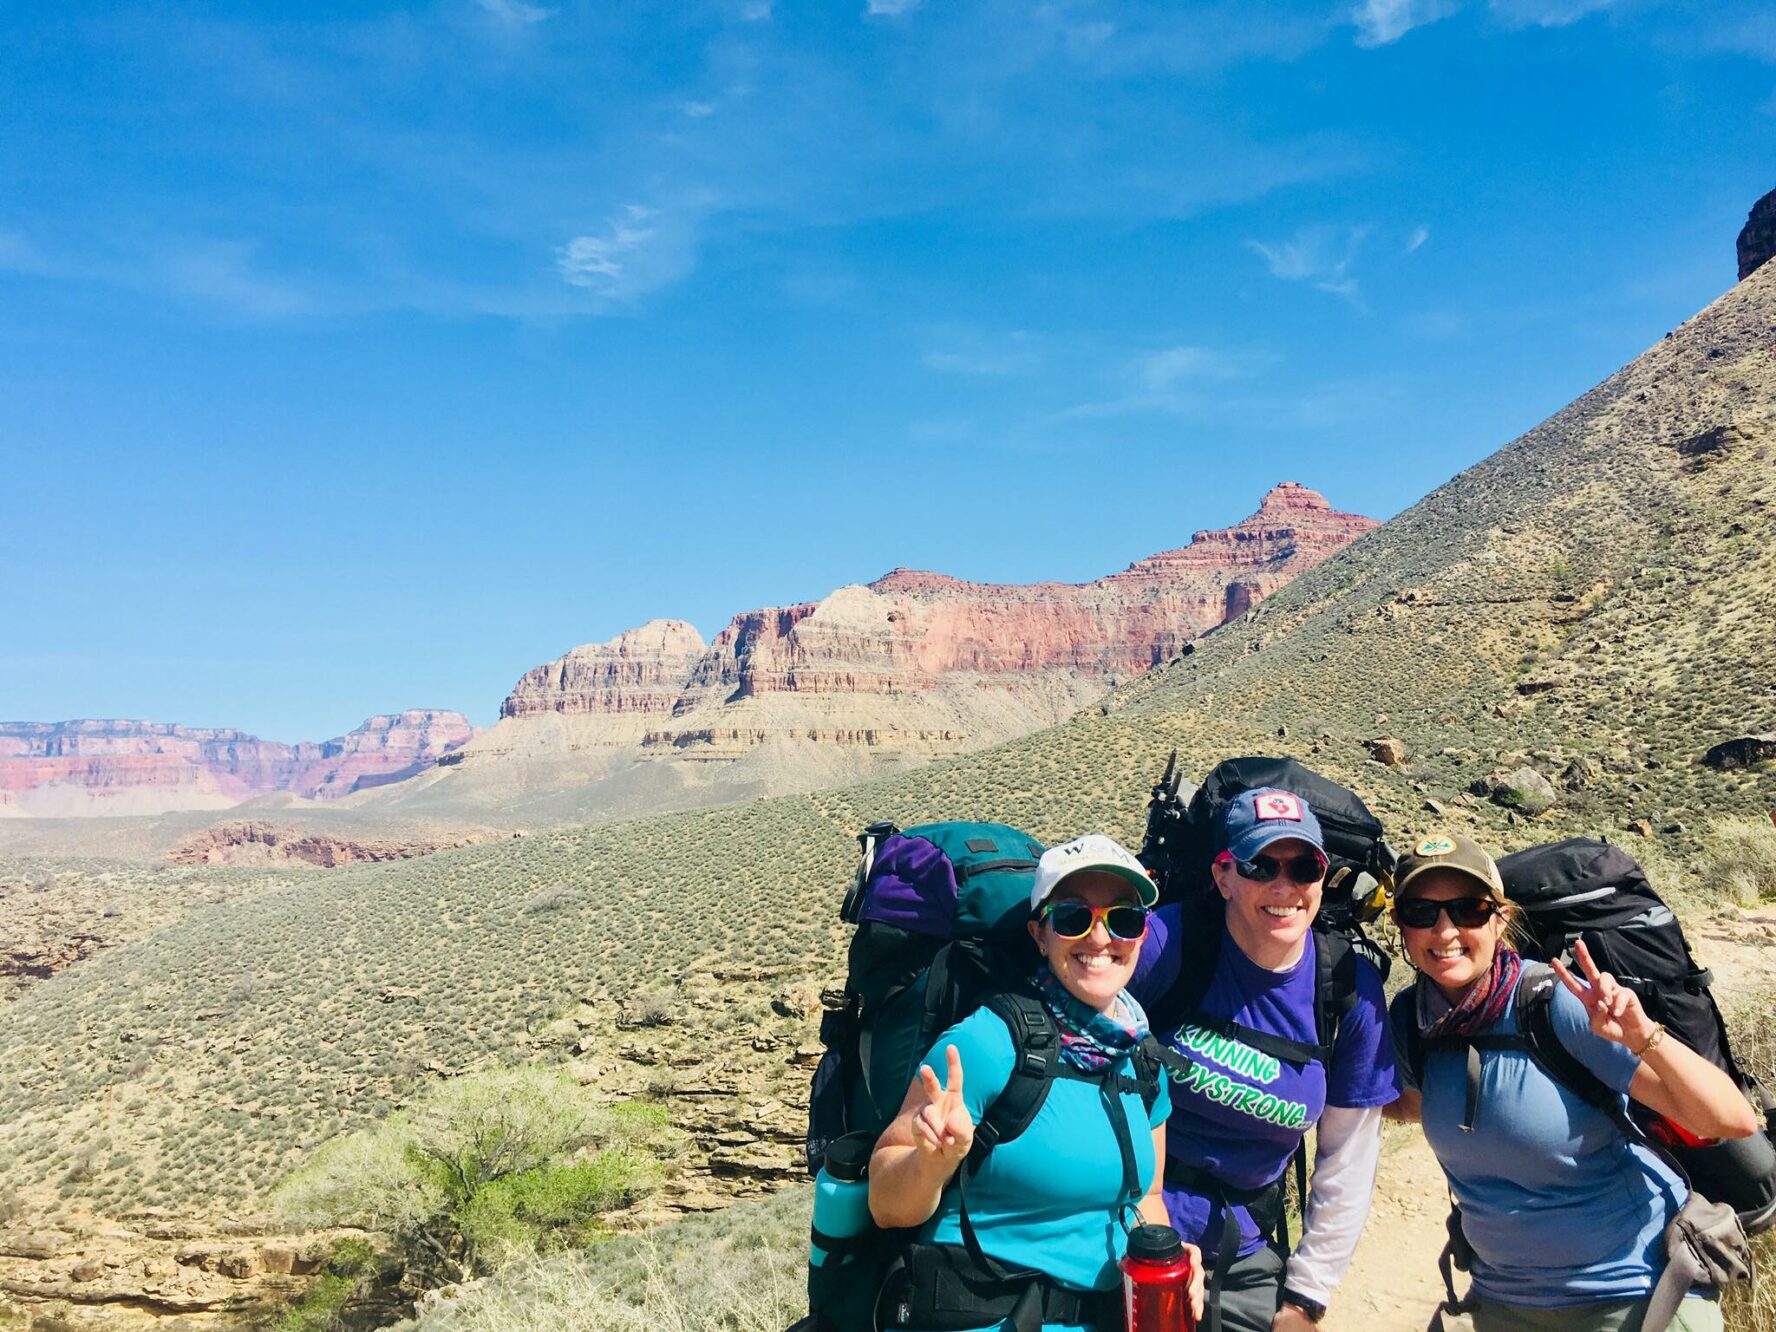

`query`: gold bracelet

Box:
[1631,1023,1666,1058]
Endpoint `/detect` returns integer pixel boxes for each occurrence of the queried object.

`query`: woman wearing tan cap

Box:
[1387,833,1755,1332]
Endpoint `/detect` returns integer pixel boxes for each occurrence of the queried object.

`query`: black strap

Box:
[883,1244,1119,1332]
[1165,1160,1288,1332]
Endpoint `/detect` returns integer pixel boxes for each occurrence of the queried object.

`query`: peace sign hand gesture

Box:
[1550,940,1659,1053]
[912,1044,975,1165]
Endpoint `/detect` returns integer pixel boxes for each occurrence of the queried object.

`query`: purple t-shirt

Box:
[1130,903,1398,1257]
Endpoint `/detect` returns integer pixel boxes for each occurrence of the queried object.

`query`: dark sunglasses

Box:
[1231,852,1326,885]
[1396,896,1500,930]
[1040,901,1152,941]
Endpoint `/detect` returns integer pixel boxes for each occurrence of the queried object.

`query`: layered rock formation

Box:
[381,484,1374,822]
[0,711,475,817]
[1738,185,1776,281]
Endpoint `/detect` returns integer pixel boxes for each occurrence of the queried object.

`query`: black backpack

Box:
[799,822,1166,1332]
[1494,837,1776,1233]
[1136,757,1395,1325]
[1391,963,1767,1328]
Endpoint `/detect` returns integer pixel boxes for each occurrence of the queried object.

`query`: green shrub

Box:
[272,1068,683,1295]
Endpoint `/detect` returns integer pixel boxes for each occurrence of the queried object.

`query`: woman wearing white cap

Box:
[1388,832,1756,1332]
[870,833,1205,1332]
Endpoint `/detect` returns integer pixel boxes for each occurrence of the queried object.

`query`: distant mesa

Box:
[1738,186,1776,282]
[387,482,1375,823]
[0,710,476,818]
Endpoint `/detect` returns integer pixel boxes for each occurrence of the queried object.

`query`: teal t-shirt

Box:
[912,1005,1171,1330]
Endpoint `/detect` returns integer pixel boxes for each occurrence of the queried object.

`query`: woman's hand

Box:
[911,1044,974,1164]
[1550,940,1657,1052]
[1185,1243,1205,1324]
[1272,1301,1319,1332]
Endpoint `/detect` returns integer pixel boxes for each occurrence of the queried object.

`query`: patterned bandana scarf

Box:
[1032,965,1151,1073]
[1419,944,1523,1040]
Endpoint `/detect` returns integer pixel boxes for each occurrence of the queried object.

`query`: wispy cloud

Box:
[1138,345,1259,390]
[1405,225,1430,253]
[1488,0,1615,28]
[922,329,1038,376]
[866,0,921,15]
[556,205,698,304]
[740,0,774,18]
[473,0,552,26]
[159,242,315,318]
[681,100,716,118]
[1248,226,1370,305]
[1057,343,1271,420]
[1352,0,1457,46]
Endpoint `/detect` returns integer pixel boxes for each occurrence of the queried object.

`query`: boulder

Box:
[1477,767,1557,817]
[1702,735,1776,772]
[1365,737,1408,766]
[1738,186,1776,281]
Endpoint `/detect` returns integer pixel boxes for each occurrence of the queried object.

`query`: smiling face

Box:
[1027,870,1145,1014]
[1211,836,1324,970]
[1395,868,1509,1001]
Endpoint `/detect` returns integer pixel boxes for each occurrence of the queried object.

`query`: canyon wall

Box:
[392,483,1375,821]
[0,711,476,818]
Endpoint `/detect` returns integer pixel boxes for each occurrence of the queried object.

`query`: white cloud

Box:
[1138,346,1257,390]
[1405,225,1430,253]
[1248,225,1370,306]
[740,0,773,18]
[1488,0,1614,28]
[160,243,314,317]
[1352,0,1457,46]
[866,0,921,15]
[682,101,716,118]
[474,0,552,24]
[556,205,697,303]
[922,330,1038,376]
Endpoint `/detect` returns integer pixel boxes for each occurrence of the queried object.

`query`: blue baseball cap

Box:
[1216,787,1327,863]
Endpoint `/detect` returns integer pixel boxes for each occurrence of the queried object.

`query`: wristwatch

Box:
[1279,1288,1327,1323]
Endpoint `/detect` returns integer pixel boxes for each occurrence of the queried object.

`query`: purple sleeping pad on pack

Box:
[854,832,960,937]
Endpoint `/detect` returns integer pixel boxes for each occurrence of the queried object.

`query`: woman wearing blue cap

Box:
[1129,789,1398,1332]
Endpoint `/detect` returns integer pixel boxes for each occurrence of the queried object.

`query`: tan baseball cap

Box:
[1394,832,1506,900]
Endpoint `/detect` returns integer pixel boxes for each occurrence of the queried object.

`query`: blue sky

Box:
[4,0,1773,741]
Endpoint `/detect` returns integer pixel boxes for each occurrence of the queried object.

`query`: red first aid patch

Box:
[1255,792,1304,822]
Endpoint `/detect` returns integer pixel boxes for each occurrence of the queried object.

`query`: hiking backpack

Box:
[799,820,1164,1332]
[1493,837,1776,1233]
[1135,756,1398,1327]
[1391,964,1763,1332]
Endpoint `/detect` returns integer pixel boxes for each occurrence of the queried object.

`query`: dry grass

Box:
[1722,983,1776,1332]
[397,1187,809,1332]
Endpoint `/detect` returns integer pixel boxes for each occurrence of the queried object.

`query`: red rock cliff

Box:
[488,482,1375,744]
[0,711,476,816]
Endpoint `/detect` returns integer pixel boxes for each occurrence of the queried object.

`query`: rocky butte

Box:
[0,710,477,818]
[377,483,1376,821]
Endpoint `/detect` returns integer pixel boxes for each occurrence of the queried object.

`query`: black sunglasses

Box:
[1040,901,1152,941]
[1232,852,1326,885]
[1396,896,1500,930]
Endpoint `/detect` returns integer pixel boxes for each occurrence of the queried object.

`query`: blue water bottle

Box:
[810,1131,875,1268]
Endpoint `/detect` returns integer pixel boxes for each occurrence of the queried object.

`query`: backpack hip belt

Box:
[879,1242,1122,1332]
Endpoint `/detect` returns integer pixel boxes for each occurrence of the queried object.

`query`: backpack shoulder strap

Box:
[1388,983,1426,1089]
[1313,927,1362,1055]
[973,990,1061,1158]
[1513,965,1633,1126]
[1149,897,1224,1036]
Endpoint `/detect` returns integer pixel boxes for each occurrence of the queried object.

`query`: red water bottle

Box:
[1122,1223,1196,1332]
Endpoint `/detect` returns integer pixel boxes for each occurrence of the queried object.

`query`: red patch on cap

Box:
[1255,792,1304,822]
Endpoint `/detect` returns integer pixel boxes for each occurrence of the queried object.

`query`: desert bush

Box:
[272,1069,682,1294]
[1695,817,1776,904]
[1722,983,1776,1332]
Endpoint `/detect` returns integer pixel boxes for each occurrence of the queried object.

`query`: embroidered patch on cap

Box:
[1415,835,1457,856]
[1254,792,1304,822]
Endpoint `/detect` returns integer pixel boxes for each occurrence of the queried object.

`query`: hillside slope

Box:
[0,263,1771,1240]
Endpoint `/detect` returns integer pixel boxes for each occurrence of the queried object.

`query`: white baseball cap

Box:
[1030,833,1159,911]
